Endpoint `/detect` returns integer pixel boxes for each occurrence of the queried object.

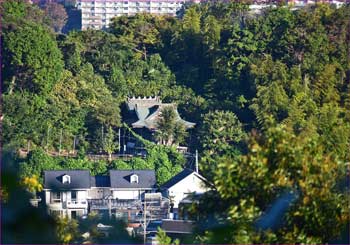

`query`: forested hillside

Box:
[1,0,349,243]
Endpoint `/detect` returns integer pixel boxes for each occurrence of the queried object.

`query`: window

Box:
[62,174,71,184]
[130,174,139,184]
[51,192,61,203]
[71,211,77,219]
[71,191,77,201]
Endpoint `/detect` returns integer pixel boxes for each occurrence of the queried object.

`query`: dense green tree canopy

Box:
[2,1,350,243]
[3,22,64,94]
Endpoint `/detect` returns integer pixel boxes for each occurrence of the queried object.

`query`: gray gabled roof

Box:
[44,170,91,190]
[109,170,156,189]
[161,169,208,189]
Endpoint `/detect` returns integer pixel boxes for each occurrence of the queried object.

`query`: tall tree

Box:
[199,110,246,155]
[155,106,187,146]
[109,14,161,59]
[42,2,68,33]
[3,22,64,95]
[102,126,118,162]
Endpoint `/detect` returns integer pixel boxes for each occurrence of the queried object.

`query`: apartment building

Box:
[77,0,202,30]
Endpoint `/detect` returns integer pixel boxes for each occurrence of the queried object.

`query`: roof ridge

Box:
[109,169,155,171]
[43,169,90,172]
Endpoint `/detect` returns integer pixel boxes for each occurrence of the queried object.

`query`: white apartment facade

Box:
[77,0,202,30]
[76,0,349,30]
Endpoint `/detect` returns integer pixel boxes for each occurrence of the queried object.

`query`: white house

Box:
[161,169,210,218]
[43,170,158,219]
[43,168,209,220]
[43,170,90,219]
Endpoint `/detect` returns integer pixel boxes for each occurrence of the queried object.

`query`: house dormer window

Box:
[130,174,138,184]
[62,174,71,184]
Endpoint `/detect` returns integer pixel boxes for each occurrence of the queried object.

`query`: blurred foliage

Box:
[156,227,180,245]
[56,217,79,244]
[21,175,43,195]
[193,125,349,243]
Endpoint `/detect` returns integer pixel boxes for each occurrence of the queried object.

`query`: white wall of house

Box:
[112,189,144,199]
[45,191,51,205]
[45,190,89,216]
[62,192,68,203]
[76,190,88,201]
[88,188,112,199]
[167,173,208,208]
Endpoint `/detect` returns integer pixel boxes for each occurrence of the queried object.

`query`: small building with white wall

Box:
[161,169,210,218]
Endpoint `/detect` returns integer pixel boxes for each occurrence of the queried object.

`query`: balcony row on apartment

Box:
[43,169,210,220]
[82,7,178,14]
[80,1,184,8]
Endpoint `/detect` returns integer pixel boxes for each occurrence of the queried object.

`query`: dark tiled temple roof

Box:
[126,96,195,130]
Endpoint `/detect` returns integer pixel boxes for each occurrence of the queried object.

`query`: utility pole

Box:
[118,128,121,153]
[143,198,146,245]
[46,126,50,153]
[59,129,63,156]
[73,136,76,156]
[108,197,112,219]
[142,195,161,244]
[101,125,104,153]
